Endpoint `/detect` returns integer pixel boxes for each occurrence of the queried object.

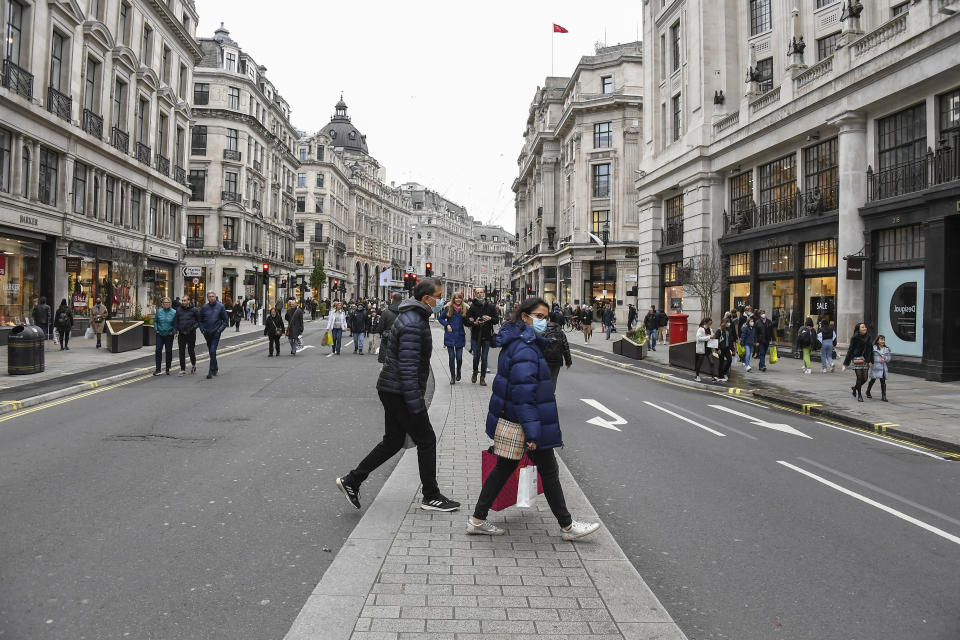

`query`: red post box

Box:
[668,313,688,345]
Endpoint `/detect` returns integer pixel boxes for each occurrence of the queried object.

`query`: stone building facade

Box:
[635,0,960,379]
[184,24,298,310]
[469,222,515,299]
[512,42,643,323]
[0,0,200,339]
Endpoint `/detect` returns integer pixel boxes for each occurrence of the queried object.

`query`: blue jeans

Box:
[354,332,365,352]
[471,338,491,376]
[447,346,463,378]
[289,336,298,354]
[648,330,657,350]
[331,328,343,353]
[203,332,221,374]
[821,339,834,370]
[743,344,752,366]
[756,342,768,368]
[155,333,174,372]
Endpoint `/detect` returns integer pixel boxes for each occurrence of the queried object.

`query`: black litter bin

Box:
[8,325,45,375]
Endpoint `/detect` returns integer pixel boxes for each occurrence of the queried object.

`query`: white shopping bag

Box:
[85,327,94,339]
[516,465,539,508]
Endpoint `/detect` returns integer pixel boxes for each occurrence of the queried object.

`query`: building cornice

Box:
[144,0,203,63]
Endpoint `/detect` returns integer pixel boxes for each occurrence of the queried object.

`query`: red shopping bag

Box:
[481,450,544,511]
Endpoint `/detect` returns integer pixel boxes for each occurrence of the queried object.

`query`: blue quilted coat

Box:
[437,307,466,348]
[485,322,563,450]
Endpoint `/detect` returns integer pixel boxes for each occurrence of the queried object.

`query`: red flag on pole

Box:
[553,24,568,33]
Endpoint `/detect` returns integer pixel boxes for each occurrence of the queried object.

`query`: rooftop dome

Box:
[322,95,368,154]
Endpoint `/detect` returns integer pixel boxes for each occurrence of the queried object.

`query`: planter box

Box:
[612,339,623,355]
[142,324,156,346]
[620,339,647,360]
[106,321,144,353]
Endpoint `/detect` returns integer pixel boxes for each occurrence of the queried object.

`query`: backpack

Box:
[797,327,812,347]
[55,309,71,327]
[658,312,668,327]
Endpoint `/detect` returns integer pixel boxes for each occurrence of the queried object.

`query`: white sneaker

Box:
[466,518,505,536]
[694,376,702,382]
[561,520,600,541]
[745,365,752,372]
[720,376,729,382]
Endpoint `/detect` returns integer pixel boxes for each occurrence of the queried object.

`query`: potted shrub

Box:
[617,327,648,360]
[140,314,156,346]
[106,320,144,353]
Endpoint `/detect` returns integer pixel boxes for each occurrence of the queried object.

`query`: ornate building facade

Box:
[469,222,515,299]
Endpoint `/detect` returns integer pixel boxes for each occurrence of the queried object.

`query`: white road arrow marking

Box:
[580,399,626,431]
[709,405,811,438]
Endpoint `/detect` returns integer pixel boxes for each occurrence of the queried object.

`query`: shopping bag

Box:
[85,327,94,339]
[769,346,778,364]
[516,465,539,508]
[481,450,544,511]
[735,342,745,358]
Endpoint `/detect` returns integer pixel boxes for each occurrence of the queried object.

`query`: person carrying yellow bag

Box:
[769,345,778,364]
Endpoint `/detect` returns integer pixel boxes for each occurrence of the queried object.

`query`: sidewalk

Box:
[285,328,687,640]
[575,331,960,453]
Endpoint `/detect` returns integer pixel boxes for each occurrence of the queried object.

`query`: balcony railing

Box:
[136,142,151,165]
[46,86,72,121]
[155,153,170,176]
[222,239,238,250]
[223,149,241,161]
[3,59,33,100]
[723,185,838,234]
[186,237,203,249]
[252,199,262,211]
[111,127,129,153]
[867,142,960,202]
[253,160,262,172]
[174,165,186,184]
[82,109,103,138]
[221,191,240,203]
[661,222,683,247]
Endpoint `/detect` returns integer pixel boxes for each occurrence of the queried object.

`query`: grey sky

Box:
[197,1,643,233]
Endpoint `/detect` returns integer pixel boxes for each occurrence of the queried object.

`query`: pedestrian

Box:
[602,303,616,340]
[174,295,199,375]
[467,296,600,540]
[643,306,659,351]
[264,306,284,357]
[797,317,816,375]
[542,311,572,391]
[715,316,733,382]
[53,299,73,350]
[152,296,177,376]
[336,278,460,513]
[91,297,108,348]
[438,294,467,384]
[464,287,500,386]
[754,309,773,372]
[581,304,594,343]
[232,297,244,332]
[348,302,368,354]
[818,319,836,373]
[657,306,668,345]
[198,292,229,379]
[740,316,755,372]
[694,317,717,382]
[866,335,891,402]
[325,301,347,355]
[842,322,874,402]
[627,303,638,331]
[285,298,304,355]
[378,293,402,363]
[367,309,382,354]
[32,296,52,340]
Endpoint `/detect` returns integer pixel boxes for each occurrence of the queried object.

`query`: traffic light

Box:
[424,262,433,277]
[262,262,269,274]
[526,285,532,296]
[333,279,339,290]
[339,281,346,293]
[280,278,287,287]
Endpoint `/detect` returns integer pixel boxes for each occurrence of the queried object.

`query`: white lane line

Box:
[710,404,811,439]
[796,457,960,527]
[814,421,945,460]
[662,402,758,440]
[777,460,960,546]
[643,401,726,437]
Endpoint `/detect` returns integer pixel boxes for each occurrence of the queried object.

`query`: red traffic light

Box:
[262,262,269,272]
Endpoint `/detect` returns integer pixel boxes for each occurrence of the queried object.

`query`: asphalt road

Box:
[556,345,960,640]
[0,322,406,640]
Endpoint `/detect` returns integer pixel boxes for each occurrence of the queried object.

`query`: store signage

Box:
[143,269,156,283]
[19,214,38,226]
[846,256,863,280]
[889,282,917,342]
[733,297,749,311]
[182,266,202,277]
[809,296,836,319]
[624,274,638,282]
[204,258,216,265]
[72,294,87,309]
[65,257,82,273]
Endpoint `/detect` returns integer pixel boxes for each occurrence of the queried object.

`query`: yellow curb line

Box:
[802,403,822,415]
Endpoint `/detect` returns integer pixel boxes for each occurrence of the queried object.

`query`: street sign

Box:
[183,266,202,277]
[405,266,414,273]
[204,258,216,265]
[191,277,200,285]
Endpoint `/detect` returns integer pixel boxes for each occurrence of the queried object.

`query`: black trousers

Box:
[57,328,70,348]
[268,335,281,355]
[717,347,733,378]
[347,391,440,499]
[155,334,174,372]
[178,332,197,370]
[695,351,714,377]
[473,448,571,527]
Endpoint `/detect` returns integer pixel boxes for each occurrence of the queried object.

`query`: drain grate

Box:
[105,434,217,446]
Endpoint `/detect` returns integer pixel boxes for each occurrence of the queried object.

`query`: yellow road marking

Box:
[79,381,99,389]
[802,403,822,415]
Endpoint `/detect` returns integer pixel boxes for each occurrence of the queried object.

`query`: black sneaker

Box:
[336,476,361,509]
[421,494,460,512]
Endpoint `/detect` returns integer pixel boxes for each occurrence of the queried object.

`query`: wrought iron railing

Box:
[174,165,186,184]
[82,109,103,138]
[155,154,170,176]
[3,59,33,99]
[111,127,129,153]
[222,239,238,250]
[136,142,151,165]
[186,237,203,249]
[47,86,72,121]
[223,149,241,161]
[867,142,960,201]
[221,191,240,203]
[723,185,838,234]
[661,222,683,247]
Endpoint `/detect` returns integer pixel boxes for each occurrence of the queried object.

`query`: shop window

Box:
[728,252,750,277]
[803,239,837,269]
[877,225,925,264]
[0,237,41,325]
[662,260,683,312]
[729,282,750,312]
[758,245,794,273]
[295,249,304,266]
[804,138,838,211]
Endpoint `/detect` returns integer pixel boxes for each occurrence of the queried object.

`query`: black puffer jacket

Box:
[377,298,433,414]
[173,304,200,333]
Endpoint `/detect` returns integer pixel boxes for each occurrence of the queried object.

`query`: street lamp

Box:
[602,219,610,309]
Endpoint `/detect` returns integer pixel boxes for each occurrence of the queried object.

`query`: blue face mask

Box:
[532,318,548,334]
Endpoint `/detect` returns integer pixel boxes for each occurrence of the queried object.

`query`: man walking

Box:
[336,278,459,513]
[285,297,304,355]
[32,296,52,340]
[198,292,229,379]
[644,306,660,351]
[464,287,499,386]
[754,309,773,372]
[627,304,638,331]
[153,297,177,376]
[349,302,368,354]
[602,303,616,340]
[378,293,403,364]
[174,295,199,375]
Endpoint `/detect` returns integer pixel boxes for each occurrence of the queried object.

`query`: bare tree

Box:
[681,248,723,319]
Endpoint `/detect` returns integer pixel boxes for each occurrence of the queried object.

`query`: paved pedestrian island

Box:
[285,330,687,639]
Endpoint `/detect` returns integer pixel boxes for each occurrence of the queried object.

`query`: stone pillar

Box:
[831,111,867,344]
[29,140,41,202]
[63,154,75,214]
[637,195,661,310]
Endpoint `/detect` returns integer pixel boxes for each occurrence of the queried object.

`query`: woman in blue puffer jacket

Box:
[438,294,467,384]
[467,297,600,541]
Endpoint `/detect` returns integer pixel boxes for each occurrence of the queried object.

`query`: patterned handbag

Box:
[492,417,526,460]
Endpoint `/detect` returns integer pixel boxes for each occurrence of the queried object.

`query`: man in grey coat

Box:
[284,298,304,356]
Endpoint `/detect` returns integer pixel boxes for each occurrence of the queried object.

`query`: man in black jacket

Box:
[377,293,403,364]
[754,309,773,372]
[337,279,459,513]
[174,295,200,375]
[464,287,500,386]
[285,298,304,355]
[32,296,52,340]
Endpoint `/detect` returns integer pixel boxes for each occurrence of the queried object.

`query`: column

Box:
[831,111,867,344]
[636,195,661,311]
[11,133,23,197]
[29,140,41,202]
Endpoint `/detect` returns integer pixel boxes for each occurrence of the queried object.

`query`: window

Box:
[672,94,681,141]
[659,33,666,79]
[119,3,130,45]
[664,195,683,246]
[804,137,839,210]
[593,122,612,148]
[225,51,236,71]
[816,0,838,7]
[148,196,158,236]
[729,252,751,277]
[749,0,771,36]
[317,145,324,161]
[193,83,209,105]
[759,154,797,205]
[314,222,322,240]
[228,86,240,109]
[296,196,305,213]
[49,32,66,92]
[225,128,238,151]
[130,187,141,230]
[878,104,926,171]
[188,215,203,243]
[191,125,207,155]
[224,171,238,195]
[730,171,753,216]
[938,88,960,138]
[178,64,187,99]
[140,24,152,64]
[0,128,10,192]
[105,175,114,223]
[891,2,909,16]
[84,58,101,112]
[38,148,58,206]
[816,32,839,61]
[877,225,925,263]
[601,76,613,94]
[315,197,323,213]
[295,249,304,266]
[296,222,304,241]
[161,45,171,84]
[189,169,205,201]
[299,148,307,161]
[297,172,306,187]
[670,21,681,72]
[112,79,126,129]
[592,163,610,198]
[5,1,24,65]
[73,163,87,213]
[758,246,794,273]
[316,173,324,188]
[89,0,101,20]
[223,218,237,243]
[591,210,609,235]
[756,58,773,93]
[803,239,837,269]
[137,97,149,145]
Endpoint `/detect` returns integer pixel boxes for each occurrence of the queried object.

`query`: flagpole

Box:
[551,28,555,76]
